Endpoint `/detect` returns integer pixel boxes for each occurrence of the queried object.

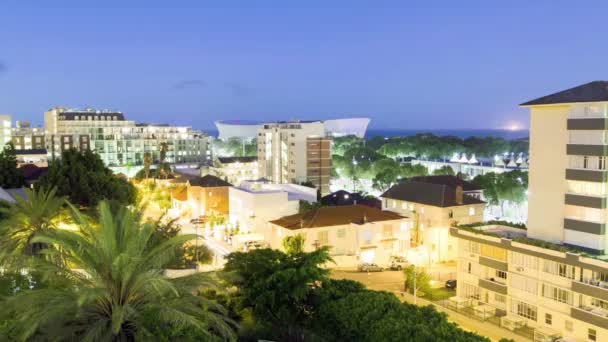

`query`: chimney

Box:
[455,185,463,205]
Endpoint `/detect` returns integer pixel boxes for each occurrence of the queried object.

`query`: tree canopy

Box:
[0,142,25,188]
[36,149,137,208]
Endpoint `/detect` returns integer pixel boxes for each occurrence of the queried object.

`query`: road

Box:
[330,269,531,342]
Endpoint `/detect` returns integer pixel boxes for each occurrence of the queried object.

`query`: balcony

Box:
[571,307,608,330]
[564,218,606,235]
[567,118,608,130]
[565,193,607,209]
[565,168,608,182]
[478,256,508,272]
[573,280,608,302]
[568,144,608,157]
[478,278,508,295]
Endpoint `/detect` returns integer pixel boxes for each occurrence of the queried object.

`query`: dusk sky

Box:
[1,1,607,130]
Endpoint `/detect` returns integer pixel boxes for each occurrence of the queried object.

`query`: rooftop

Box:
[381,181,485,207]
[320,190,381,209]
[409,175,483,192]
[172,174,232,187]
[14,149,47,155]
[520,81,608,106]
[217,156,258,164]
[270,205,405,230]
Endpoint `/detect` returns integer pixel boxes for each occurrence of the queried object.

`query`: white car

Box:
[243,240,269,251]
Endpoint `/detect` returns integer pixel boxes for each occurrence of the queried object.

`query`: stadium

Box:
[215,117,370,140]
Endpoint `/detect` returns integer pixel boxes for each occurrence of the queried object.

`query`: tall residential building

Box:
[450,81,608,342]
[44,107,211,174]
[521,81,608,253]
[257,121,332,195]
[0,114,11,147]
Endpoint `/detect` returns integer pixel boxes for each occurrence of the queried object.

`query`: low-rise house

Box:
[19,164,49,187]
[269,205,412,266]
[409,174,484,200]
[381,181,485,264]
[170,174,232,218]
[15,149,48,167]
[208,156,258,186]
[228,179,318,243]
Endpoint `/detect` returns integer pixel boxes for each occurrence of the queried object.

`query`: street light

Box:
[352,157,358,192]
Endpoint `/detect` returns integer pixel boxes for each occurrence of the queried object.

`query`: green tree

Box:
[36,149,137,208]
[0,142,25,188]
[282,234,306,255]
[372,168,400,192]
[403,265,431,295]
[0,201,235,341]
[313,290,489,342]
[432,165,455,176]
[143,152,151,180]
[223,247,332,341]
[0,187,66,257]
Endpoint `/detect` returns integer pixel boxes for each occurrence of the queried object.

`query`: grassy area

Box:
[423,287,455,301]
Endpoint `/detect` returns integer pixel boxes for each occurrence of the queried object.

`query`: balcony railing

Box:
[573,279,608,301]
[571,306,608,329]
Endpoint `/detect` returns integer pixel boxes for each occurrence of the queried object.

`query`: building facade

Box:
[208,156,259,186]
[269,205,412,266]
[257,121,332,195]
[44,107,211,174]
[451,81,608,341]
[0,114,11,147]
[381,181,485,264]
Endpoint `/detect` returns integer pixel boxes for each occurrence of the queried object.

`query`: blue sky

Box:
[1,1,607,130]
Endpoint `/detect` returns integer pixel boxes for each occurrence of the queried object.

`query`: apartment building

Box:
[381,180,485,263]
[451,81,608,341]
[44,107,211,174]
[257,121,331,195]
[0,114,11,147]
[269,205,411,266]
[208,156,259,186]
[11,121,46,150]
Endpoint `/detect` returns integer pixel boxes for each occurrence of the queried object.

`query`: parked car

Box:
[357,263,383,272]
[388,256,410,271]
[445,279,457,289]
[243,240,268,251]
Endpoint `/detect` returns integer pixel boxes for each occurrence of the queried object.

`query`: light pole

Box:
[413,266,417,305]
[352,158,358,192]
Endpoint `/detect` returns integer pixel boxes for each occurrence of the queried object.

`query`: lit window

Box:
[420,207,425,214]
[589,328,597,342]
[469,207,475,216]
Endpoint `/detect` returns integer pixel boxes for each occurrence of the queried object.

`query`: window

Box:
[496,270,507,280]
[462,240,480,254]
[494,293,506,304]
[402,202,407,210]
[590,298,608,310]
[468,207,475,216]
[565,320,573,332]
[511,252,538,270]
[545,313,552,325]
[510,273,538,295]
[337,229,345,239]
[542,260,575,279]
[448,210,454,218]
[589,328,597,342]
[392,200,397,209]
[317,231,329,246]
[600,157,606,170]
[511,300,537,321]
[383,225,393,238]
[584,156,589,168]
[420,207,425,214]
[461,282,480,300]
[481,245,507,261]
[541,283,572,305]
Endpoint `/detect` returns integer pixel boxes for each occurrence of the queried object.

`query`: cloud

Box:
[224,82,252,96]
[172,79,206,90]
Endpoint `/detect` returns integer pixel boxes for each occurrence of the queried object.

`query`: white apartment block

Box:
[257,121,331,195]
[44,107,211,174]
[451,81,608,342]
[0,114,11,147]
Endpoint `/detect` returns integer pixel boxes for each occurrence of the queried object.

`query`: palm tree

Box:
[0,186,66,258]
[0,201,236,341]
